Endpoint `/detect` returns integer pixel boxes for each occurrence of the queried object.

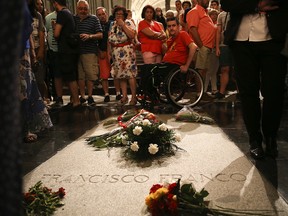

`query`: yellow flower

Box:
[154,187,169,199]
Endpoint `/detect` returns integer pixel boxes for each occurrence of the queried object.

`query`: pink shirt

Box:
[187,4,216,49]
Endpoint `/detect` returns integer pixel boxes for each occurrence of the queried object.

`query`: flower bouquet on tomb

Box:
[86,109,183,160]
[145,179,278,216]
[23,181,65,216]
[175,105,215,125]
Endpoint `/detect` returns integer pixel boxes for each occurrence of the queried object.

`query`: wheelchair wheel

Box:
[165,68,204,108]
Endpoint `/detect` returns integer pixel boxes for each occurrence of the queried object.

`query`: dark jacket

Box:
[221,0,288,45]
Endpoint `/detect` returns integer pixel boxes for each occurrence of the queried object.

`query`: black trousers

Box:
[231,40,287,145]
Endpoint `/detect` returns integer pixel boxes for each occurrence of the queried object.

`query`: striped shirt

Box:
[75,15,102,54]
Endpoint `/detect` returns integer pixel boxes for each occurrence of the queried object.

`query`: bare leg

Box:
[69,81,80,106]
[128,78,137,105]
[219,66,230,94]
[54,77,63,98]
[102,79,109,95]
[78,79,86,98]
[87,80,94,97]
[120,79,128,103]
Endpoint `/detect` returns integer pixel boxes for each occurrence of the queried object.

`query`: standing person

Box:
[215,11,235,99]
[155,7,167,30]
[221,0,288,159]
[175,0,183,21]
[179,1,192,30]
[52,0,81,109]
[186,0,217,84]
[108,6,138,105]
[204,9,219,95]
[138,5,166,64]
[28,0,49,103]
[75,0,103,106]
[209,0,220,11]
[96,6,122,102]
[45,10,58,102]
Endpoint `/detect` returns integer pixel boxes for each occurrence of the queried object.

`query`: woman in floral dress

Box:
[108,6,138,105]
[20,34,53,142]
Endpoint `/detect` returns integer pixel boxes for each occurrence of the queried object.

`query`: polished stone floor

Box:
[21,93,288,206]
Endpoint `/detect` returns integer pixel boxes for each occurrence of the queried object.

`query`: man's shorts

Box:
[98,54,111,79]
[219,46,234,67]
[78,53,99,81]
[195,46,212,70]
[58,52,78,81]
[47,50,60,78]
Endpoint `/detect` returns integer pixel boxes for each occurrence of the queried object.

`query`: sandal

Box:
[119,97,128,104]
[23,133,38,143]
[129,98,138,106]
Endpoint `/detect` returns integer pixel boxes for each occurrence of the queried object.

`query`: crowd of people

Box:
[20,0,288,161]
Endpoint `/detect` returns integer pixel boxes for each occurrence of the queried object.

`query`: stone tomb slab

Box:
[23,114,288,215]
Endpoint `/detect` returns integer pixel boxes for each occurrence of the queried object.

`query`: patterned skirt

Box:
[19,49,53,134]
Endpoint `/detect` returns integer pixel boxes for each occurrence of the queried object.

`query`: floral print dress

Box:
[108,19,137,79]
[19,48,53,134]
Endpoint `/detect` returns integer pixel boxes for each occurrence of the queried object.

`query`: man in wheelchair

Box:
[139,17,197,103]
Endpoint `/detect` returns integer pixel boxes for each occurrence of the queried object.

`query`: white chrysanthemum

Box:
[134,120,141,125]
[158,123,168,131]
[142,119,151,126]
[130,141,139,152]
[148,143,159,154]
[121,135,128,145]
[174,133,181,142]
[133,126,143,135]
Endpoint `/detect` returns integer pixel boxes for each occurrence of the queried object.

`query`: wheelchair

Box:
[137,63,204,108]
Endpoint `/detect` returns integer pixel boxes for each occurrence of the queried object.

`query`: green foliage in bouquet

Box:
[23,181,65,216]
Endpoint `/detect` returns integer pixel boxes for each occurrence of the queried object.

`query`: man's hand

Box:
[180,65,189,73]
[80,33,90,41]
[258,0,279,12]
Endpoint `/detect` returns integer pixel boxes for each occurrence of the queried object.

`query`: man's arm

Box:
[180,42,197,73]
[189,27,202,48]
[53,23,62,39]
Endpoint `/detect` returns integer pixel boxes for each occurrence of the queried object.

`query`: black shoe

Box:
[87,96,96,106]
[116,94,122,101]
[250,147,265,160]
[265,138,278,158]
[201,92,214,101]
[104,95,110,102]
[79,97,86,104]
[52,97,63,108]
[215,92,225,99]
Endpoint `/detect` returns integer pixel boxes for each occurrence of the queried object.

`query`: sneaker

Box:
[104,95,110,102]
[116,94,122,101]
[79,97,86,104]
[215,92,225,99]
[87,96,96,105]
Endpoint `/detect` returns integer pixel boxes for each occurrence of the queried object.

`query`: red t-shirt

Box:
[138,20,164,54]
[162,31,193,65]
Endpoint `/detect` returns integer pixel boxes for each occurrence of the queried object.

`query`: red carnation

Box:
[150,184,163,194]
[57,187,66,198]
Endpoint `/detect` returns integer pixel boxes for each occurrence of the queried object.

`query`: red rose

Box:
[168,183,177,193]
[150,184,163,194]
[57,187,66,198]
